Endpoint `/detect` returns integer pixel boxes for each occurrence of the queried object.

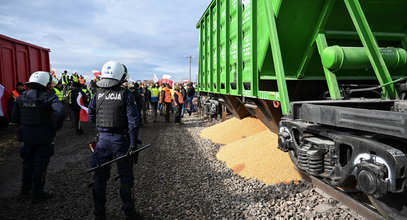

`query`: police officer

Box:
[88,61,141,220]
[11,71,65,202]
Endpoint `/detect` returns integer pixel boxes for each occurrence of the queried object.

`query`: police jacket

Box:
[88,86,139,147]
[11,89,65,144]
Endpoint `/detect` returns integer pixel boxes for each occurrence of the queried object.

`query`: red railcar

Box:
[0,34,50,91]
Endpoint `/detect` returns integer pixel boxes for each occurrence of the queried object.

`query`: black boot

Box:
[125,211,143,220]
[32,190,53,203]
[94,213,106,220]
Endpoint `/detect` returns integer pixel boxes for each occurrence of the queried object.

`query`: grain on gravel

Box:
[200,117,267,144]
[217,130,302,185]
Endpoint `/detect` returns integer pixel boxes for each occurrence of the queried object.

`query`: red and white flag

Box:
[76,93,88,122]
[153,74,159,83]
[0,84,10,118]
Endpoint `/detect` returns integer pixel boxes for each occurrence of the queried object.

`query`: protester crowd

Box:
[0,63,197,220]
[0,71,197,131]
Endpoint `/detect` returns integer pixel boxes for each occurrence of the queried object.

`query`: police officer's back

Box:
[88,61,141,220]
[11,71,65,202]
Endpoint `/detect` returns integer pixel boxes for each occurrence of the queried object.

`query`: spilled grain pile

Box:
[200,117,268,144]
[200,117,301,185]
[216,130,301,185]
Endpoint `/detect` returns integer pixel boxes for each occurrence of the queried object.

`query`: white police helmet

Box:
[97,61,127,88]
[27,71,52,87]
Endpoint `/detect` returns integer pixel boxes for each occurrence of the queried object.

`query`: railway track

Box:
[300,171,385,220]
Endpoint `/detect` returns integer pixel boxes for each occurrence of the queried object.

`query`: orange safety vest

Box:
[173,91,184,106]
[79,78,85,84]
[162,88,172,103]
[11,90,20,99]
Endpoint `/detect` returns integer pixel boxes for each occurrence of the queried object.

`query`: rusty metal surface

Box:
[300,171,385,220]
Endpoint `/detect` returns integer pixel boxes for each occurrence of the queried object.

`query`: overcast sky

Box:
[0,0,210,82]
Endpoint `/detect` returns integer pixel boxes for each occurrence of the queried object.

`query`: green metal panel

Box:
[215,0,221,93]
[228,0,242,96]
[264,0,290,114]
[205,15,210,91]
[198,23,202,91]
[241,0,257,98]
[219,0,229,94]
[209,5,214,93]
[197,0,407,112]
[316,34,341,100]
[344,0,398,99]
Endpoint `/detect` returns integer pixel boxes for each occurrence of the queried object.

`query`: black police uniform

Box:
[11,88,65,198]
[88,85,139,218]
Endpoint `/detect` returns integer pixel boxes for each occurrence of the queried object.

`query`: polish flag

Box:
[92,70,101,77]
[153,74,159,83]
[162,74,172,79]
[0,84,10,119]
[76,93,88,122]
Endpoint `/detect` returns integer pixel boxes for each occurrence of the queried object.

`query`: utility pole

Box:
[184,55,194,82]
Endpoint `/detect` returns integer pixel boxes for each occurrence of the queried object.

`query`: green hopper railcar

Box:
[196,0,407,219]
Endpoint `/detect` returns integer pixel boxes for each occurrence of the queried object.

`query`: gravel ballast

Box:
[0,113,360,219]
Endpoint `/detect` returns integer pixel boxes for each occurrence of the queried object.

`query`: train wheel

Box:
[369,193,407,220]
[288,149,298,165]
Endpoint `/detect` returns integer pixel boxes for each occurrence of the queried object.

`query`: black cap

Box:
[16,82,24,87]
[72,82,82,88]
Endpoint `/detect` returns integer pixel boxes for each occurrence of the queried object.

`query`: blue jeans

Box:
[181,103,185,117]
[187,97,195,112]
[158,103,162,114]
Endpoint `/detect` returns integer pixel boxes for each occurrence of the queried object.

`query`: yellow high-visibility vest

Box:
[53,88,63,101]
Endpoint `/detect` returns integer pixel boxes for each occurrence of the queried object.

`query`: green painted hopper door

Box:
[258,0,407,81]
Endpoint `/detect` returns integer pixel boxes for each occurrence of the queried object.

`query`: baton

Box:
[87,144,151,173]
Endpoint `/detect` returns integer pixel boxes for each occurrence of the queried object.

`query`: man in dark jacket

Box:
[11,71,65,202]
[88,61,141,220]
[180,84,187,118]
[129,83,144,125]
[8,82,26,117]
[186,83,196,115]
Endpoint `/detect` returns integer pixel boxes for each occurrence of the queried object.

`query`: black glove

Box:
[129,145,139,164]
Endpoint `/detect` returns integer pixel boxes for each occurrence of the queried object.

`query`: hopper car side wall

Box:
[197,0,407,114]
[0,34,51,92]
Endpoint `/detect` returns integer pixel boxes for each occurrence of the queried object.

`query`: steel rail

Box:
[299,171,385,220]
